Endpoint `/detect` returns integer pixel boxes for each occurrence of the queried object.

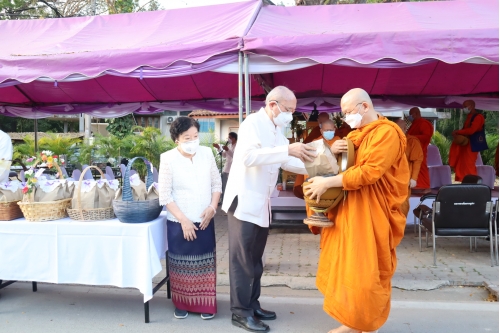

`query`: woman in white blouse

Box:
[158,117,222,320]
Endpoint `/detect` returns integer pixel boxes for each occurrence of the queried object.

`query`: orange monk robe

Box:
[335,122,353,139]
[448,113,485,181]
[407,117,433,189]
[303,125,322,144]
[317,117,409,332]
[401,135,424,217]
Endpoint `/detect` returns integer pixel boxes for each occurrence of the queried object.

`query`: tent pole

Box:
[34,118,38,154]
[238,52,243,124]
[244,53,250,117]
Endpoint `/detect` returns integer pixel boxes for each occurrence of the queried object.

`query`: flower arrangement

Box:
[22,151,62,196]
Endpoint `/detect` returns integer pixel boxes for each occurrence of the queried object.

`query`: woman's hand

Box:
[304,176,331,203]
[180,218,198,241]
[330,140,348,155]
[199,206,215,230]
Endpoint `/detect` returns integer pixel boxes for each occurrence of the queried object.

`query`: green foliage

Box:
[38,133,81,156]
[76,142,93,165]
[431,131,451,165]
[130,126,174,169]
[13,135,35,161]
[105,115,136,139]
[480,134,499,167]
[0,115,72,133]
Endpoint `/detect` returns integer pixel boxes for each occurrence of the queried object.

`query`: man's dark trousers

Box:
[227,197,269,317]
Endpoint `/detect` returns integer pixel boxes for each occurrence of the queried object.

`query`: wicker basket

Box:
[0,200,24,221]
[18,198,72,222]
[67,166,115,221]
[113,157,162,223]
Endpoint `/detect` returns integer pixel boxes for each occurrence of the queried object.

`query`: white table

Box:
[0,212,170,323]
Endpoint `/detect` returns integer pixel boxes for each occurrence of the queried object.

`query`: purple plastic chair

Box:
[105,166,115,180]
[476,154,495,189]
[71,169,81,180]
[153,167,159,183]
[82,164,93,180]
[427,145,452,188]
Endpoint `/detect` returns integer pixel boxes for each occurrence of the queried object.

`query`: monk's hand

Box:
[288,143,317,163]
[180,217,198,241]
[452,130,458,136]
[199,205,215,230]
[212,143,220,149]
[410,179,417,188]
[304,176,329,203]
[330,140,348,154]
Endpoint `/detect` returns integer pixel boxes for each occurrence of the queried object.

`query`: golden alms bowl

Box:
[303,138,355,228]
[453,134,469,146]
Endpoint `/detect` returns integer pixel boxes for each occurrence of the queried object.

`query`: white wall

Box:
[220,119,240,142]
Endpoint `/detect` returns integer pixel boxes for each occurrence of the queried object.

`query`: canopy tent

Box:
[215,0,498,111]
[0,0,265,118]
[0,0,498,120]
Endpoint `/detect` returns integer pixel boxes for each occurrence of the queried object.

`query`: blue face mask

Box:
[407,115,414,122]
[322,131,335,141]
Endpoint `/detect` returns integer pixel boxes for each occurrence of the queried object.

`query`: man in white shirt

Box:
[213,132,237,201]
[222,86,316,332]
[0,129,13,183]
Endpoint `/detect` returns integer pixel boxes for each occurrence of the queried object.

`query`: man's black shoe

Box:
[254,308,277,320]
[231,314,270,332]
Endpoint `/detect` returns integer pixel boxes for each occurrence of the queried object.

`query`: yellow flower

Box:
[31,178,38,183]
[47,156,53,163]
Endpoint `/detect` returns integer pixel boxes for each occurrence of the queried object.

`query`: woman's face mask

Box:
[178,139,199,155]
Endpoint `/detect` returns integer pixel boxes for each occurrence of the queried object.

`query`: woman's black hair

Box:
[170,117,200,142]
[228,132,238,141]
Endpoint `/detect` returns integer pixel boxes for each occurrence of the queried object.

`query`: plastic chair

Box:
[71,169,81,180]
[119,164,126,178]
[60,166,69,178]
[82,164,93,180]
[427,145,452,188]
[105,166,115,180]
[129,170,137,176]
[476,154,495,189]
[19,170,25,182]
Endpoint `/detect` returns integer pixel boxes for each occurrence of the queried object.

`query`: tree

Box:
[104,114,136,139]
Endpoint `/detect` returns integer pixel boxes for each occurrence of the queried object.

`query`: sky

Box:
[147,0,296,10]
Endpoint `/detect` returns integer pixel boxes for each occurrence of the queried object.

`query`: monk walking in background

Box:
[406,107,433,190]
[395,119,424,217]
[448,100,486,181]
[304,88,409,333]
[303,112,330,144]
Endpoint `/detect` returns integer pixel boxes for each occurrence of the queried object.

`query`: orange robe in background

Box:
[303,125,321,144]
[448,113,485,181]
[401,135,424,217]
[317,117,409,332]
[406,117,433,189]
[335,123,353,140]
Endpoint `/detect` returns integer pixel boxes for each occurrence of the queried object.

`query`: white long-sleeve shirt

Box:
[221,143,235,173]
[158,146,222,223]
[222,108,307,227]
[0,130,13,183]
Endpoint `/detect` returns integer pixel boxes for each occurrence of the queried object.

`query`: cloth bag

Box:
[146,182,159,200]
[0,180,23,202]
[469,114,488,152]
[304,139,339,177]
[72,179,119,209]
[115,173,147,201]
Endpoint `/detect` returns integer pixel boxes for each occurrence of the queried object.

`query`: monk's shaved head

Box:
[463,99,476,110]
[320,119,336,132]
[265,86,296,104]
[394,119,407,133]
[340,88,377,128]
[409,107,421,119]
[318,112,329,124]
[341,88,373,109]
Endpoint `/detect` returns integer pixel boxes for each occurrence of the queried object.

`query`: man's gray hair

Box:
[265,86,296,105]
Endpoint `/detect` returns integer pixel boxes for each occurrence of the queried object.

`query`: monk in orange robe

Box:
[304,88,409,333]
[395,119,424,217]
[406,107,433,190]
[294,112,331,198]
[303,112,330,144]
[448,100,486,182]
[335,120,353,140]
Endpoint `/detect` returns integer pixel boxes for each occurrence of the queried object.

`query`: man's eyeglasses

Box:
[341,102,363,118]
[271,100,295,114]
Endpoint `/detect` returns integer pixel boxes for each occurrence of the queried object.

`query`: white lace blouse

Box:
[158,146,222,223]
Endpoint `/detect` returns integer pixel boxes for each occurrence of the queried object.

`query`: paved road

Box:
[0,283,497,333]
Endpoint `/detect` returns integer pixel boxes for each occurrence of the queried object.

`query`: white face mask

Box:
[273,104,293,127]
[345,112,364,129]
[463,107,470,114]
[179,139,199,155]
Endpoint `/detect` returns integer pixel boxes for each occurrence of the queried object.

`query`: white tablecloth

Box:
[0,212,168,302]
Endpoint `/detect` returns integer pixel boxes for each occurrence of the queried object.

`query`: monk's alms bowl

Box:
[453,134,469,146]
[302,138,355,228]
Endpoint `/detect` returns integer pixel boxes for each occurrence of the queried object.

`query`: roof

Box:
[188,110,249,119]
[7,132,85,141]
